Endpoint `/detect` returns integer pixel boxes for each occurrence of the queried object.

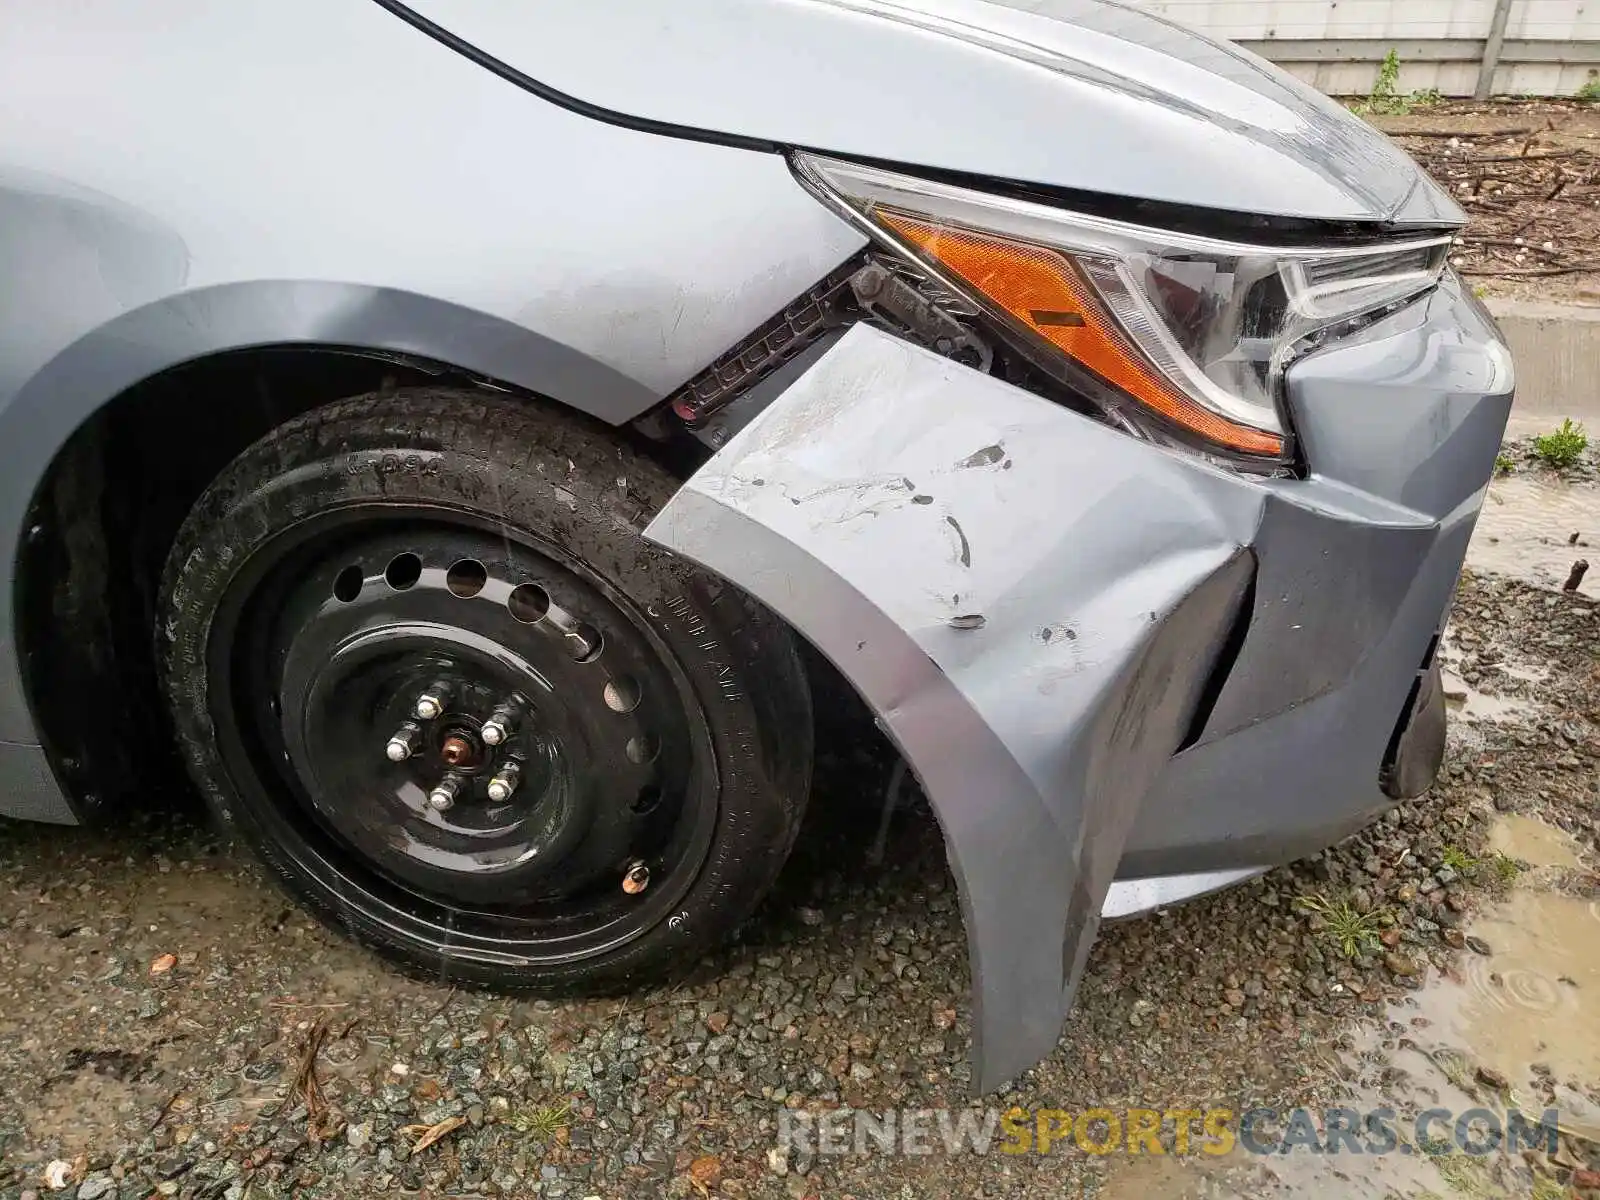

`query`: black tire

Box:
[158,388,811,992]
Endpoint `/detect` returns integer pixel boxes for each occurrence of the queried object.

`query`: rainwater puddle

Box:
[1498,659,1551,686]
[1490,812,1581,871]
[1440,667,1537,723]
[1097,813,1598,1198]
[1097,1141,1445,1199]
[1436,641,1543,725]
[1420,889,1600,1081]
[1097,1155,1254,1199]
[1397,810,1599,1087]
[1468,473,1600,596]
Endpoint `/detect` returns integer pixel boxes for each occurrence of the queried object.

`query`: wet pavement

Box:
[2,432,1600,1198]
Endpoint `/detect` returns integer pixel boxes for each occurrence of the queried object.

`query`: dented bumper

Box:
[644,272,1513,1093]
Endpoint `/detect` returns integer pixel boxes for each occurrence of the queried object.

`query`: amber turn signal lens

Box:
[878,212,1285,457]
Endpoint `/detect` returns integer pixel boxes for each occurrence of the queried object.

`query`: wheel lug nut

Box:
[481,705,518,747]
[427,772,465,812]
[385,721,423,762]
[413,684,451,721]
[486,760,522,803]
[622,860,650,895]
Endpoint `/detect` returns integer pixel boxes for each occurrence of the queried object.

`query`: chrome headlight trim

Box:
[795,153,1454,460]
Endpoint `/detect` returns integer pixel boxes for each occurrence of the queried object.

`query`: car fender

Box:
[645,324,1264,1091]
[0,276,660,744]
[0,0,867,754]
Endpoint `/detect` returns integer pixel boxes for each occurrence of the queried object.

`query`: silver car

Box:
[0,0,1512,1091]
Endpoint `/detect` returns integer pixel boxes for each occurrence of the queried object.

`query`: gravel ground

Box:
[3,535,1599,1198]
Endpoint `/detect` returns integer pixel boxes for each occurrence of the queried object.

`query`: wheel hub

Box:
[438,728,483,769]
[238,519,706,936]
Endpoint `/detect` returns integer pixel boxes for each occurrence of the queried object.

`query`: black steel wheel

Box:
[158,389,811,990]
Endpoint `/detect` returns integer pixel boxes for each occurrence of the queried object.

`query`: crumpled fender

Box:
[645,325,1265,1091]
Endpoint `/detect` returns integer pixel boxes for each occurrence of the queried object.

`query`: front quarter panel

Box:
[0,0,864,759]
[645,325,1263,1091]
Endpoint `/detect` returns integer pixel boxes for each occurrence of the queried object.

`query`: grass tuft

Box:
[1441,845,1477,873]
[1431,1047,1476,1094]
[1431,1150,1491,1195]
[508,1100,572,1141]
[1295,893,1391,958]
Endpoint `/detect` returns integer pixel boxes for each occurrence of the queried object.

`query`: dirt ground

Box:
[1367,100,1600,305]
[1,434,1600,1199]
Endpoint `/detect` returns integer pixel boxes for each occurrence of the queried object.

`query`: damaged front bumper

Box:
[644,271,1513,1093]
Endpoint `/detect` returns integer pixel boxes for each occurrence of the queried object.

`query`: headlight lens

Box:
[795,154,1454,463]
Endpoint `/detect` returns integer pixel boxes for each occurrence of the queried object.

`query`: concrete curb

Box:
[1485,298,1600,424]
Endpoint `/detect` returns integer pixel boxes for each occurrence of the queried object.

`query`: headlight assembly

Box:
[794,154,1455,465]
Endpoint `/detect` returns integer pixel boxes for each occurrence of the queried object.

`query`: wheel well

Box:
[17,346,690,818]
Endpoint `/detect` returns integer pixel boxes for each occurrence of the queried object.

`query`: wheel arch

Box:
[3,279,671,823]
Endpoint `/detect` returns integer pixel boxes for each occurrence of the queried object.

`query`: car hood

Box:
[390,0,1461,226]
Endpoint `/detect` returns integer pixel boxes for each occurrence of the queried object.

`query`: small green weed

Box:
[508,1100,572,1140]
[1577,77,1600,103]
[1361,51,1404,114]
[1431,1150,1492,1194]
[1295,893,1390,958]
[1494,453,1514,476]
[1532,419,1587,469]
[1430,1047,1476,1094]
[1438,846,1519,890]
[1488,851,1522,888]
[1358,51,1443,114]
[1441,845,1477,873]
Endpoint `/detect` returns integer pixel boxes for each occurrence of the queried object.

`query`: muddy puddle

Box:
[1099,808,1599,1198]
[1436,635,1548,727]
[1490,812,1582,872]
[1403,813,1598,1088]
[1439,665,1538,724]
[1433,889,1600,1078]
[1469,471,1600,597]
